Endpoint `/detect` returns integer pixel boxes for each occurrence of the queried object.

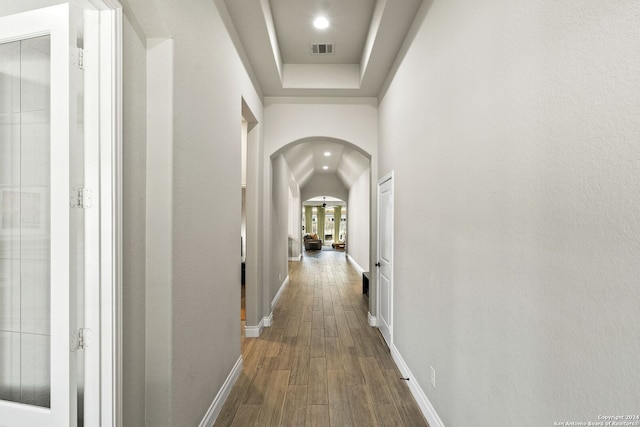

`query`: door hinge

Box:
[71,328,92,352]
[71,47,86,70]
[70,187,92,208]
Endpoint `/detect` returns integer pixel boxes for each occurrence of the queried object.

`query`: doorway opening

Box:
[240,99,259,338]
[241,118,247,323]
[269,137,373,333]
[302,197,347,252]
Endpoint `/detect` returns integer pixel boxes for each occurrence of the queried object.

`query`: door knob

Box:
[375,262,381,267]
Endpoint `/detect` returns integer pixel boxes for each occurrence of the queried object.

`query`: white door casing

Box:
[377,172,394,347]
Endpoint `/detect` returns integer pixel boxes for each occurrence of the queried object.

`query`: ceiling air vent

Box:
[311,43,334,55]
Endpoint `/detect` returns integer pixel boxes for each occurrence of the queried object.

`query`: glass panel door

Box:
[0,4,78,426]
[0,34,52,410]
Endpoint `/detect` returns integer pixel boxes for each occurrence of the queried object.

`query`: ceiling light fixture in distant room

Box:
[323,165,329,170]
[313,16,329,29]
[324,151,331,156]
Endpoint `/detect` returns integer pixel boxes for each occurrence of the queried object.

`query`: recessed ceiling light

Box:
[324,151,331,157]
[322,165,329,170]
[313,16,329,30]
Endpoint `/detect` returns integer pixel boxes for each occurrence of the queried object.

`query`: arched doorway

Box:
[265,137,373,326]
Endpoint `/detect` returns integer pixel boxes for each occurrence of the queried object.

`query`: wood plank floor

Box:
[215,249,429,427]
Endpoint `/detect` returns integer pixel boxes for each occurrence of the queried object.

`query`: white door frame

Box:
[376,171,394,347]
[77,1,124,425]
[92,2,123,425]
[71,1,123,425]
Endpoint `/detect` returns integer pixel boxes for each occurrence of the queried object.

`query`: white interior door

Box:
[0,4,83,426]
[377,173,394,347]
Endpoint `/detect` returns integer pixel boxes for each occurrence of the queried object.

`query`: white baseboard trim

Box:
[347,254,365,275]
[263,312,273,327]
[271,275,289,309]
[199,356,243,427]
[289,256,301,261]
[368,312,377,327]
[244,318,264,338]
[390,344,445,427]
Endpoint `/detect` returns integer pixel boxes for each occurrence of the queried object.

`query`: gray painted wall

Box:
[288,185,301,260]
[263,99,378,156]
[122,15,147,427]
[121,0,264,425]
[378,0,640,424]
[270,155,296,304]
[162,1,262,425]
[346,168,370,272]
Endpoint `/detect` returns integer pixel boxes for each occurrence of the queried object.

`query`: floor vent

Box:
[311,43,334,55]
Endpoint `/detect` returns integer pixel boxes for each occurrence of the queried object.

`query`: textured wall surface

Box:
[122,15,147,427]
[347,168,370,272]
[164,1,263,425]
[121,0,264,425]
[271,155,294,303]
[378,0,640,425]
[264,99,378,158]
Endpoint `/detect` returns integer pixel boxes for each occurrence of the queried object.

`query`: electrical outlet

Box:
[430,366,436,388]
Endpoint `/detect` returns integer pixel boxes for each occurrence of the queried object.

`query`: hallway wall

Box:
[378,0,640,425]
[122,14,148,427]
[122,0,264,425]
[271,155,298,305]
[346,168,370,272]
[264,98,378,155]
[287,186,301,261]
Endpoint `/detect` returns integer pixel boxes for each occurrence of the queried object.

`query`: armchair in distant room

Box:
[303,233,322,250]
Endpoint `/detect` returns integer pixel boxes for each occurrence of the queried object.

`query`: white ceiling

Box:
[304,196,346,208]
[221,0,422,194]
[281,139,369,194]
[271,0,375,65]
[222,0,424,97]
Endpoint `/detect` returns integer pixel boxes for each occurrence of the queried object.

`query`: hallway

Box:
[215,250,428,426]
